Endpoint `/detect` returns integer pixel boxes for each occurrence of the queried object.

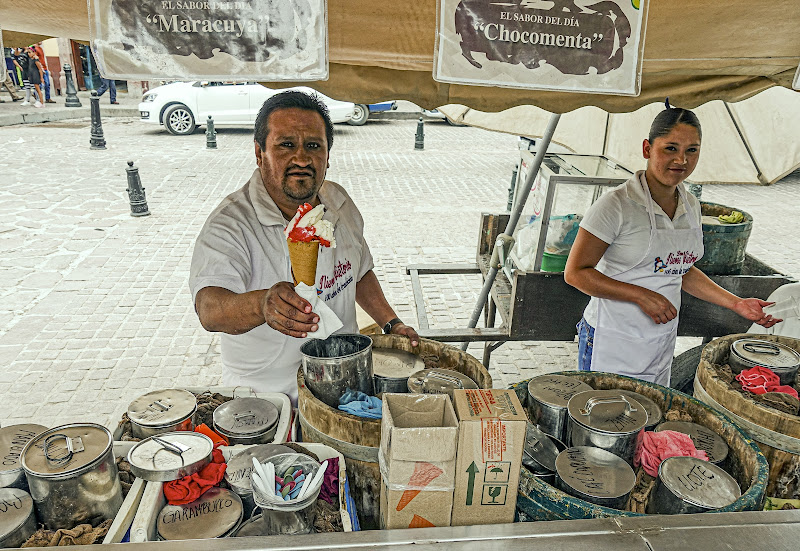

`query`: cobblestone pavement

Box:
[1,116,798,429]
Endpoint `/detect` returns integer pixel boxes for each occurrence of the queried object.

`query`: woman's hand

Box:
[636,289,678,324]
[732,298,781,328]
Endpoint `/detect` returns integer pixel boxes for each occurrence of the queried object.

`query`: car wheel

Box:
[164,104,196,135]
[347,104,369,126]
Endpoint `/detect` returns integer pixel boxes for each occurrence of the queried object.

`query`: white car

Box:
[138,81,356,135]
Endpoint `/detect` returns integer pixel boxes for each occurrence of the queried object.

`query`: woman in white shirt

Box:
[564,102,780,386]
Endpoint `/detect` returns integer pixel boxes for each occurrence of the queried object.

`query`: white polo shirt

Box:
[579,171,702,327]
[189,169,374,404]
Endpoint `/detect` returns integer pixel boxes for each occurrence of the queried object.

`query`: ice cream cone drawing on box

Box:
[284,203,335,286]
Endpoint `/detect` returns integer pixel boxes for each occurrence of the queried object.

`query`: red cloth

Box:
[634,430,709,477]
[163,446,227,505]
[317,457,339,504]
[735,366,799,399]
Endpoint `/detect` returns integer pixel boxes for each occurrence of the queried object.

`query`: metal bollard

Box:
[206,115,217,149]
[89,92,106,150]
[125,161,151,217]
[63,64,82,107]
[414,117,424,150]
[507,163,519,212]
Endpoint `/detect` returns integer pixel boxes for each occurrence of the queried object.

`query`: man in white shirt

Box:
[189,90,418,403]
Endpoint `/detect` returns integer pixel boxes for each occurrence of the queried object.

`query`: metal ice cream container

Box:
[655,421,729,465]
[0,424,47,491]
[522,422,562,475]
[729,338,800,385]
[127,389,197,439]
[128,431,214,482]
[407,368,478,398]
[21,423,123,530]
[566,390,648,465]
[0,488,37,548]
[372,348,426,395]
[555,446,635,510]
[616,390,662,431]
[301,334,374,408]
[526,374,593,442]
[157,487,243,540]
[648,456,741,514]
[213,398,280,445]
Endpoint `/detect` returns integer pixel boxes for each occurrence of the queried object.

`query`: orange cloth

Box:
[194,423,229,446]
[163,446,227,505]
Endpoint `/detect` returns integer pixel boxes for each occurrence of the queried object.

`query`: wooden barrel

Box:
[511,371,768,520]
[695,333,800,499]
[297,335,492,529]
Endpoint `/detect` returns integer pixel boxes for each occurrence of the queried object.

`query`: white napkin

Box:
[295,283,343,339]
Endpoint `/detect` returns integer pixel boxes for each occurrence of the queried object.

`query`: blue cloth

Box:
[338,390,382,418]
[96,78,117,103]
[577,318,595,372]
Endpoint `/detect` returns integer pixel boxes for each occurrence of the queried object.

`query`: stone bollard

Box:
[125,161,151,217]
[206,115,217,149]
[63,64,82,108]
[89,92,107,150]
[507,163,519,212]
[414,117,424,150]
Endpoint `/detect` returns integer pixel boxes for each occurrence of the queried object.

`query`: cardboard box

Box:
[451,389,527,526]
[379,393,458,529]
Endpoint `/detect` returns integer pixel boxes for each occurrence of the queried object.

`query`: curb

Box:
[0,107,140,127]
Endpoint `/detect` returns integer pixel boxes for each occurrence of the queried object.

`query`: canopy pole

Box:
[461,113,562,351]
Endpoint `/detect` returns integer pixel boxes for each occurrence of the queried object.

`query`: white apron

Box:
[589,178,703,386]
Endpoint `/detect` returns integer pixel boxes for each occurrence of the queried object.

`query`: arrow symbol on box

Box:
[466,462,478,506]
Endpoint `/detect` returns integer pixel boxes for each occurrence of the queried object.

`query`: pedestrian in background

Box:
[95,77,119,105]
[1,61,24,102]
[12,48,35,106]
[25,48,45,108]
[32,42,56,104]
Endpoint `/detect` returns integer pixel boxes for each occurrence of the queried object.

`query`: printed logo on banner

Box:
[434,0,649,96]
[88,0,328,80]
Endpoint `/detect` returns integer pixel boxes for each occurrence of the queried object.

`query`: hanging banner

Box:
[88,0,328,81]
[434,0,648,96]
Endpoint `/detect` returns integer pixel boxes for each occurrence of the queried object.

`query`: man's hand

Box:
[636,289,678,325]
[261,282,320,338]
[732,298,781,328]
[389,322,420,347]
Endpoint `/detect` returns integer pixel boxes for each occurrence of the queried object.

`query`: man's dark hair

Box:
[648,107,702,143]
[254,90,334,151]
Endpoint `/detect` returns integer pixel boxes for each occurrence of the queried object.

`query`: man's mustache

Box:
[285,165,315,177]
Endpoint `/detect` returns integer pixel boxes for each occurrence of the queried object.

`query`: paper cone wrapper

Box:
[288,239,319,286]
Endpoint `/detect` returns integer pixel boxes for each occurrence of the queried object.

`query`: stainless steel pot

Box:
[616,390,662,431]
[554,446,635,510]
[127,389,198,439]
[526,375,593,442]
[128,432,214,482]
[225,444,294,519]
[0,424,47,491]
[566,390,648,465]
[301,334,374,408]
[648,456,741,515]
[213,398,280,445]
[407,368,478,398]
[522,422,562,475]
[729,338,800,386]
[21,423,123,530]
[372,348,426,396]
[0,488,37,548]
[655,421,729,466]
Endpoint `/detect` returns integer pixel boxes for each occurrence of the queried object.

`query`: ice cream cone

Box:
[287,239,319,286]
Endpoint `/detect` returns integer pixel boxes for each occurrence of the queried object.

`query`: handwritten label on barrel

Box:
[563,448,611,496]
[2,428,39,467]
[160,497,234,524]
[0,495,24,514]
[676,463,716,493]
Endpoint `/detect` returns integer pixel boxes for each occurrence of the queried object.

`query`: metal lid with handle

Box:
[567,390,648,435]
[21,424,113,478]
[731,339,800,369]
[407,368,478,396]
[526,374,593,408]
[523,422,560,474]
[213,398,279,437]
[658,456,741,509]
[127,389,197,428]
[127,431,214,482]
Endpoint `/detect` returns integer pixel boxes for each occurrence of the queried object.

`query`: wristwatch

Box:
[383,317,403,334]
